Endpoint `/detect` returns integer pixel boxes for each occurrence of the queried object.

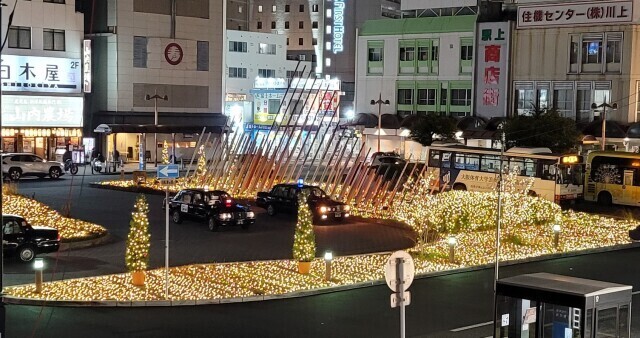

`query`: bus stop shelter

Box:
[494,273,632,338]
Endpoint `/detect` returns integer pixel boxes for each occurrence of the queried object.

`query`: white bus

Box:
[426,145,584,203]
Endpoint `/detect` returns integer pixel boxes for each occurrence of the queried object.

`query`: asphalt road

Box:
[3,175,415,286]
[6,245,640,337]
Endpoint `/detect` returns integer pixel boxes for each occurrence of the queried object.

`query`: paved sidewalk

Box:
[70,161,197,176]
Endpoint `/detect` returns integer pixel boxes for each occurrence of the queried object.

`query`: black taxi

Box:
[165,189,255,231]
[256,183,350,223]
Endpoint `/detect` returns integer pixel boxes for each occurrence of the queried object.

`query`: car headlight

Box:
[319,206,327,213]
[246,211,255,218]
[343,205,350,211]
[219,213,232,220]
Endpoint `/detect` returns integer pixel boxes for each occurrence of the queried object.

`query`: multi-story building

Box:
[233,0,402,114]
[83,0,226,162]
[0,0,85,160]
[225,29,310,129]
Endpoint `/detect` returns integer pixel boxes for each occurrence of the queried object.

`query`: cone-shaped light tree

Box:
[161,140,170,164]
[125,194,151,273]
[293,190,316,262]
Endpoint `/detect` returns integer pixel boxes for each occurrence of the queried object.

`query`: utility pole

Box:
[145,90,168,167]
[370,93,390,153]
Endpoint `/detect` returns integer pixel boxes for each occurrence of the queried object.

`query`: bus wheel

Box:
[452,183,467,191]
[597,192,613,206]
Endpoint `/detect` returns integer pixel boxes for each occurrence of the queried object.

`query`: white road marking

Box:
[450,321,493,332]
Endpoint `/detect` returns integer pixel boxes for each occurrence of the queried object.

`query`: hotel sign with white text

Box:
[1,55,81,94]
[333,0,345,54]
[2,95,84,127]
[517,1,633,28]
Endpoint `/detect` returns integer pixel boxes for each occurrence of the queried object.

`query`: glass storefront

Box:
[1,128,83,160]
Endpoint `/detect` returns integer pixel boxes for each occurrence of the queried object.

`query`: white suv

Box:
[2,153,65,180]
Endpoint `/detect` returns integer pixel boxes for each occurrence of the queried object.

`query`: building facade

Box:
[1,0,85,160]
[510,0,640,125]
[225,29,310,130]
[84,0,226,162]
[355,16,476,118]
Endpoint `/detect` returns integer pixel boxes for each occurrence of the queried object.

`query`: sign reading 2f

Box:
[332,0,345,54]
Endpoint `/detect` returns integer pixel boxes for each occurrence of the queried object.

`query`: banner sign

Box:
[1,55,81,94]
[2,95,84,127]
[474,22,510,118]
[517,1,632,28]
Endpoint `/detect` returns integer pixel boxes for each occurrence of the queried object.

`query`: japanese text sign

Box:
[2,95,84,127]
[1,55,81,94]
[474,22,510,118]
[517,1,632,28]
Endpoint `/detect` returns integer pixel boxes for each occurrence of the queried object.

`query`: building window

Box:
[325,58,331,67]
[258,5,262,12]
[299,38,304,45]
[606,34,622,64]
[285,5,290,12]
[8,26,31,49]
[312,4,319,12]
[197,41,209,71]
[300,4,305,12]
[43,0,64,3]
[272,5,276,12]
[460,45,473,61]
[299,21,304,29]
[271,21,276,29]
[397,89,413,105]
[43,28,65,51]
[368,46,383,62]
[238,5,243,13]
[285,21,290,29]
[326,41,331,50]
[582,38,602,64]
[258,68,276,77]
[287,38,289,46]
[257,21,262,29]
[450,89,471,106]
[229,67,247,78]
[418,46,429,61]
[258,43,276,55]
[399,46,414,61]
[431,45,439,61]
[312,38,317,46]
[229,41,247,52]
[418,88,436,106]
[312,21,318,29]
[326,25,332,34]
[553,88,574,118]
[133,36,147,68]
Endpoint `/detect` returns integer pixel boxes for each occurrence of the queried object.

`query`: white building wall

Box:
[355,31,474,115]
[107,0,224,113]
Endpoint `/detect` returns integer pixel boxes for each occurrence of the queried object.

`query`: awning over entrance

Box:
[93,124,227,134]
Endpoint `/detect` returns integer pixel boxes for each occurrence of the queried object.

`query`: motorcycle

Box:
[64,159,79,175]
[91,158,104,173]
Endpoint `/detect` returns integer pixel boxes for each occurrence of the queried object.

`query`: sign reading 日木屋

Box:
[2,95,84,127]
[474,22,510,119]
[1,55,82,94]
[517,1,633,29]
[333,0,345,54]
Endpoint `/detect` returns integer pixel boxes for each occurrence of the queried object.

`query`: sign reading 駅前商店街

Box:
[474,22,511,119]
[517,1,633,29]
[333,0,345,54]
[1,55,82,94]
[1,95,84,127]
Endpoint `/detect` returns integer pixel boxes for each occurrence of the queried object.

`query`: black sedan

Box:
[3,214,60,262]
[257,183,350,223]
[165,189,256,231]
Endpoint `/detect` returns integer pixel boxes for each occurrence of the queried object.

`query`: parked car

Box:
[2,214,60,262]
[256,183,350,223]
[368,152,406,169]
[2,153,65,180]
[164,189,255,231]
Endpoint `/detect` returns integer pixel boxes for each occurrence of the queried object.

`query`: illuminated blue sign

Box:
[333,0,345,54]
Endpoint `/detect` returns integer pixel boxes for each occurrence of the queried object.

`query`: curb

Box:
[4,242,639,308]
[59,233,113,252]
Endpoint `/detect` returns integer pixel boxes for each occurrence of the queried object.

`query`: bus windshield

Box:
[556,164,584,186]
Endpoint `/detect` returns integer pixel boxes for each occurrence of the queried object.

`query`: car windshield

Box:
[206,191,231,205]
[303,187,326,199]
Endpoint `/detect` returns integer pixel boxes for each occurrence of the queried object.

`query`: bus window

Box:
[442,152,452,168]
[541,160,556,181]
[508,158,525,175]
[428,150,441,167]
[454,154,466,169]
[481,155,501,173]
[465,154,480,171]
[523,158,537,177]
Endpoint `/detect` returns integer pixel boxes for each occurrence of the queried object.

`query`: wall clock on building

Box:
[165,43,183,65]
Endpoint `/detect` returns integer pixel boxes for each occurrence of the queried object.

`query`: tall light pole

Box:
[370,93,389,153]
[591,101,617,151]
[0,3,8,336]
[145,90,168,167]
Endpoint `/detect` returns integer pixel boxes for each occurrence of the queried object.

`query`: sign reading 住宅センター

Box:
[517,1,633,29]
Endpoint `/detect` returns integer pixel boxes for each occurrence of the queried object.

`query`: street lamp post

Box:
[370,93,390,153]
[591,101,618,151]
[0,4,8,335]
[145,91,168,167]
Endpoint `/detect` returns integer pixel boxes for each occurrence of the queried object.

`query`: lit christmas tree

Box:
[196,145,207,182]
[292,190,315,262]
[161,140,170,164]
[125,194,151,272]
